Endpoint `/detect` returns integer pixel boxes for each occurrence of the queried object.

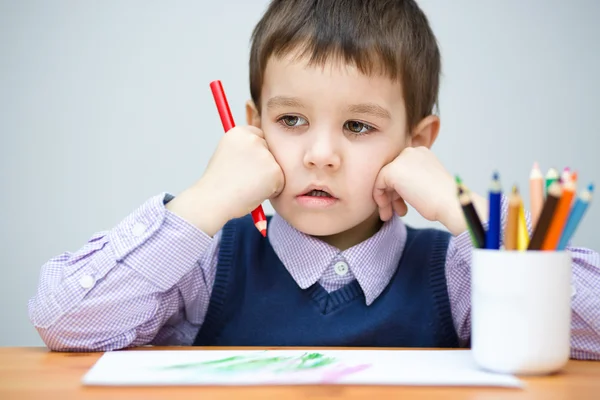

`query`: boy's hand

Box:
[167,126,285,236]
[373,146,486,236]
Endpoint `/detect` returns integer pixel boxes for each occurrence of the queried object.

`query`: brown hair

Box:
[249,0,441,131]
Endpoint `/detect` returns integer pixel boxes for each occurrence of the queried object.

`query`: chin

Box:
[274,205,378,238]
[289,215,351,236]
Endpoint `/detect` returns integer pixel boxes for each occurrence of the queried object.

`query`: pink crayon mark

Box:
[320,364,371,383]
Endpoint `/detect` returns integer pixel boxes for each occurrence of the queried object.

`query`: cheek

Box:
[348,155,384,193]
[349,142,403,194]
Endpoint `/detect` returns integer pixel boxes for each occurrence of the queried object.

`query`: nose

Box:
[303,131,341,171]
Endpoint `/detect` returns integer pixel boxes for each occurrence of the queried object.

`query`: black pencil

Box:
[528,181,562,250]
[458,185,486,248]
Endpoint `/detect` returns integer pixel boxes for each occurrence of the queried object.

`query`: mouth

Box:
[295,185,339,208]
[298,185,337,199]
[303,189,333,198]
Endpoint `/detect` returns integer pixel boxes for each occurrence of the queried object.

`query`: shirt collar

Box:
[268,213,407,305]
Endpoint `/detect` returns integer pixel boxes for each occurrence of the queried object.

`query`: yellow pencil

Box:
[504,186,520,251]
[517,201,529,250]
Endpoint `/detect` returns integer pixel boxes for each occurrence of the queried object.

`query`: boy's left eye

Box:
[344,121,373,135]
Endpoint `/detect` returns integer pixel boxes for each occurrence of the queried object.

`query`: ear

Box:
[245,100,261,128]
[409,115,440,149]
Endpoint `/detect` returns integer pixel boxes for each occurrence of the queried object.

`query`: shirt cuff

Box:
[108,193,213,290]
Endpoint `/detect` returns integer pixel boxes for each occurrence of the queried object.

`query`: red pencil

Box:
[210,80,267,237]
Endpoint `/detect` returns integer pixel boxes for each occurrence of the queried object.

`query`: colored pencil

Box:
[561,167,572,184]
[504,186,520,250]
[457,178,485,248]
[542,172,577,250]
[570,171,578,186]
[545,168,559,195]
[455,175,463,187]
[528,181,562,250]
[557,183,594,250]
[455,175,475,247]
[517,200,529,251]
[209,80,268,237]
[485,172,502,250]
[529,162,544,228]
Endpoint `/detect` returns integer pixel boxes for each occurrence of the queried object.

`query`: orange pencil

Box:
[529,162,544,228]
[542,173,577,250]
[504,186,521,250]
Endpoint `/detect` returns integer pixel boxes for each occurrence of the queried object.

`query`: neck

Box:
[315,211,384,251]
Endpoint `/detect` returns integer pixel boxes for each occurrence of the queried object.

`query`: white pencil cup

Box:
[471,249,572,375]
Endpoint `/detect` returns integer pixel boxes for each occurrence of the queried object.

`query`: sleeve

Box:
[445,195,600,360]
[27,193,222,351]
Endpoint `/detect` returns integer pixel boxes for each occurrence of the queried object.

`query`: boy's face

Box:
[247,54,434,248]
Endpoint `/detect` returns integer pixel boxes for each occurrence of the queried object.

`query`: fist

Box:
[167,126,285,236]
[373,146,460,232]
[199,126,285,220]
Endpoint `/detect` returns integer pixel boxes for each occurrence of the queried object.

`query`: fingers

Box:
[228,126,266,145]
[244,125,265,139]
[392,196,408,217]
[373,163,392,200]
[373,185,390,210]
[244,125,273,152]
[271,167,286,198]
[373,177,392,221]
[373,163,408,220]
[374,165,395,221]
[375,190,394,221]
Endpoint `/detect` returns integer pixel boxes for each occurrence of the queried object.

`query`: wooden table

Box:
[1,347,599,399]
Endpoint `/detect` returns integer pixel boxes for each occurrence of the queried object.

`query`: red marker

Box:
[209,80,267,237]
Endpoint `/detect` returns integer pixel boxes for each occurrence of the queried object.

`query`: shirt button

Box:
[131,222,147,237]
[334,261,349,276]
[79,274,95,289]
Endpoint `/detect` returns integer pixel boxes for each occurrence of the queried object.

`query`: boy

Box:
[28,0,600,359]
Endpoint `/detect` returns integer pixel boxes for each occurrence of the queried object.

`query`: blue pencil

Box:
[557,183,594,250]
[485,172,502,249]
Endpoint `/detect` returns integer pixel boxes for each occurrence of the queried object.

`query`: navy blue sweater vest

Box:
[193,215,458,347]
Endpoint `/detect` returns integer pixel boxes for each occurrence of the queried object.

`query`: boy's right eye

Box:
[278,115,307,128]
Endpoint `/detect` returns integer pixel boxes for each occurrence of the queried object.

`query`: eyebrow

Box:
[347,103,391,120]
[265,96,391,120]
[266,96,306,110]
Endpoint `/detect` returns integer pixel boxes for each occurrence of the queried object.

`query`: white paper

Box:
[81,349,523,388]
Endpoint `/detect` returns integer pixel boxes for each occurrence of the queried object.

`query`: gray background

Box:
[1,0,598,346]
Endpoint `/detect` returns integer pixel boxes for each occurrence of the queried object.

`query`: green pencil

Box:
[545,167,559,195]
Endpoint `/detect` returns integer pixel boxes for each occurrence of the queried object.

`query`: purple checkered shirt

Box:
[28,193,600,359]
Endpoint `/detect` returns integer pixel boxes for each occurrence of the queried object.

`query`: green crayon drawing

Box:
[156,352,338,374]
